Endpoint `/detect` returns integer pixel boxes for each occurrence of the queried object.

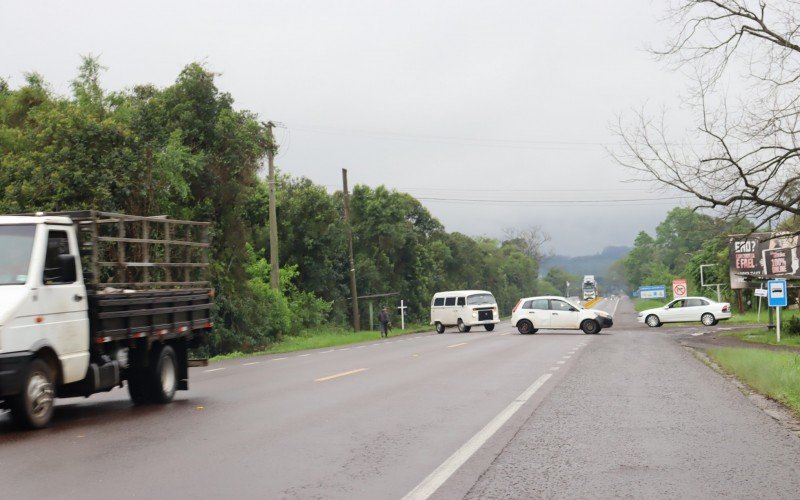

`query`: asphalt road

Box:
[2,297,800,499]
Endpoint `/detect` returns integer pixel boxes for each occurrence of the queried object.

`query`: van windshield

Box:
[0,225,35,285]
[467,293,495,305]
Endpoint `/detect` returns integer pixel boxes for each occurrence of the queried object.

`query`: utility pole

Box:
[265,121,279,290]
[342,168,360,331]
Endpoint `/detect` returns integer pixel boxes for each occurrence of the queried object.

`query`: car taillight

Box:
[722,304,730,312]
[512,299,522,314]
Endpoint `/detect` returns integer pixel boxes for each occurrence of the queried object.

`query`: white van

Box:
[430,290,500,333]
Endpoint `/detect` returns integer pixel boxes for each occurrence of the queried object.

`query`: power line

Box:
[415,196,690,204]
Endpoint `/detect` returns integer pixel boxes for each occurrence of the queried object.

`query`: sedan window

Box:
[669,300,685,309]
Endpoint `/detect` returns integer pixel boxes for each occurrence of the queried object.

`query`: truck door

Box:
[36,228,89,383]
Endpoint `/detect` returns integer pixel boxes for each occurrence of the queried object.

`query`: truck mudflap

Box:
[0,352,35,398]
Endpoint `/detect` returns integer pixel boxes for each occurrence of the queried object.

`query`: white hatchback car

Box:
[638,296,732,327]
[511,296,613,335]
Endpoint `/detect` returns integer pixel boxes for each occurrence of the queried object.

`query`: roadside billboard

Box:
[639,285,666,299]
[729,233,800,289]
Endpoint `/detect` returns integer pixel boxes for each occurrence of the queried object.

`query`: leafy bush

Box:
[783,316,800,337]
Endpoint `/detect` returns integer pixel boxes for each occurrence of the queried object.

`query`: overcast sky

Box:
[1,0,695,256]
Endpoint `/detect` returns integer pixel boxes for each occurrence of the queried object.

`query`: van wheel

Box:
[457,319,469,332]
[484,324,495,332]
[10,358,55,429]
[435,322,445,334]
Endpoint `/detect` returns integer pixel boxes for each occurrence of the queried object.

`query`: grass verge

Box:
[706,347,800,415]
[723,328,800,347]
[210,323,432,362]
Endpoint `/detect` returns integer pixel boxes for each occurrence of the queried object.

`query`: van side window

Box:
[444,297,456,306]
[457,297,465,306]
[433,297,445,306]
[43,230,73,285]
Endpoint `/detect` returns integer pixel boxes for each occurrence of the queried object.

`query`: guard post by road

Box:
[767,279,788,342]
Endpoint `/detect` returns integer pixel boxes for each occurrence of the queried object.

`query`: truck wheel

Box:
[127,367,152,405]
[581,319,599,334]
[484,324,495,332]
[435,322,445,334]
[10,358,55,430]
[150,345,178,404]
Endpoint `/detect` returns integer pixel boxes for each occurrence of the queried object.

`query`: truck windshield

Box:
[0,225,35,285]
[467,293,495,305]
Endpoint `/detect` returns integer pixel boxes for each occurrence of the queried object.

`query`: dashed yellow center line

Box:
[315,368,368,382]
[447,342,468,349]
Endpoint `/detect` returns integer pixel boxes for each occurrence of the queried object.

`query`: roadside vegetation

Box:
[0,57,552,356]
[707,348,800,416]
[210,324,433,361]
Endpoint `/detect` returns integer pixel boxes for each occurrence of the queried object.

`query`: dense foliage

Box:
[0,59,544,354]
[617,208,752,300]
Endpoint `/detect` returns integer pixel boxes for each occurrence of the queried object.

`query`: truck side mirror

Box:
[57,254,77,283]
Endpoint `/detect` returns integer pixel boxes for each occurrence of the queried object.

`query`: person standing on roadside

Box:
[378,306,390,338]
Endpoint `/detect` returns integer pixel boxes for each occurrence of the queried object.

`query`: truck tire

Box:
[127,367,152,405]
[10,358,55,430]
[150,345,178,404]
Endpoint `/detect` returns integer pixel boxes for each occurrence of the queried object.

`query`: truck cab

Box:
[0,211,212,429]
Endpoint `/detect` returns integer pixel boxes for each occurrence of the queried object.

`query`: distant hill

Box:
[541,246,630,280]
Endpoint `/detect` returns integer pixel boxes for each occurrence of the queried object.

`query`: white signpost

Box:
[397,300,407,330]
[767,280,788,342]
[755,286,767,322]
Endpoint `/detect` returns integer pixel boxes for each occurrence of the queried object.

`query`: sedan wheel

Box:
[701,313,716,326]
[645,315,661,328]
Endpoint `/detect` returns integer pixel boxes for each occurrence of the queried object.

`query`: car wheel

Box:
[10,358,55,429]
[581,319,599,334]
[701,313,716,326]
[645,314,661,328]
[484,324,495,332]
[435,322,445,334]
[457,319,468,332]
[711,320,719,326]
[517,320,534,334]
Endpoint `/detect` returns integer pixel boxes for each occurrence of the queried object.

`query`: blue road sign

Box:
[639,285,666,299]
[767,279,788,307]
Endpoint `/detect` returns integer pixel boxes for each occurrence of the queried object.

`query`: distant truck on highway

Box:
[582,275,597,301]
[0,211,212,429]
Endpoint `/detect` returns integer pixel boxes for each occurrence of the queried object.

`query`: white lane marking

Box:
[315,368,368,382]
[338,348,350,351]
[612,298,620,317]
[556,360,566,365]
[299,354,311,357]
[550,366,560,371]
[403,373,552,500]
[691,332,705,336]
[320,350,335,354]
[447,343,468,349]
[561,356,571,360]
[500,332,512,336]
[355,345,366,349]
[243,362,260,366]
[204,368,226,373]
[273,357,288,361]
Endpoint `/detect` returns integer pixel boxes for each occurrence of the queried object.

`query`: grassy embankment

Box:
[706,347,800,415]
[211,323,433,361]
